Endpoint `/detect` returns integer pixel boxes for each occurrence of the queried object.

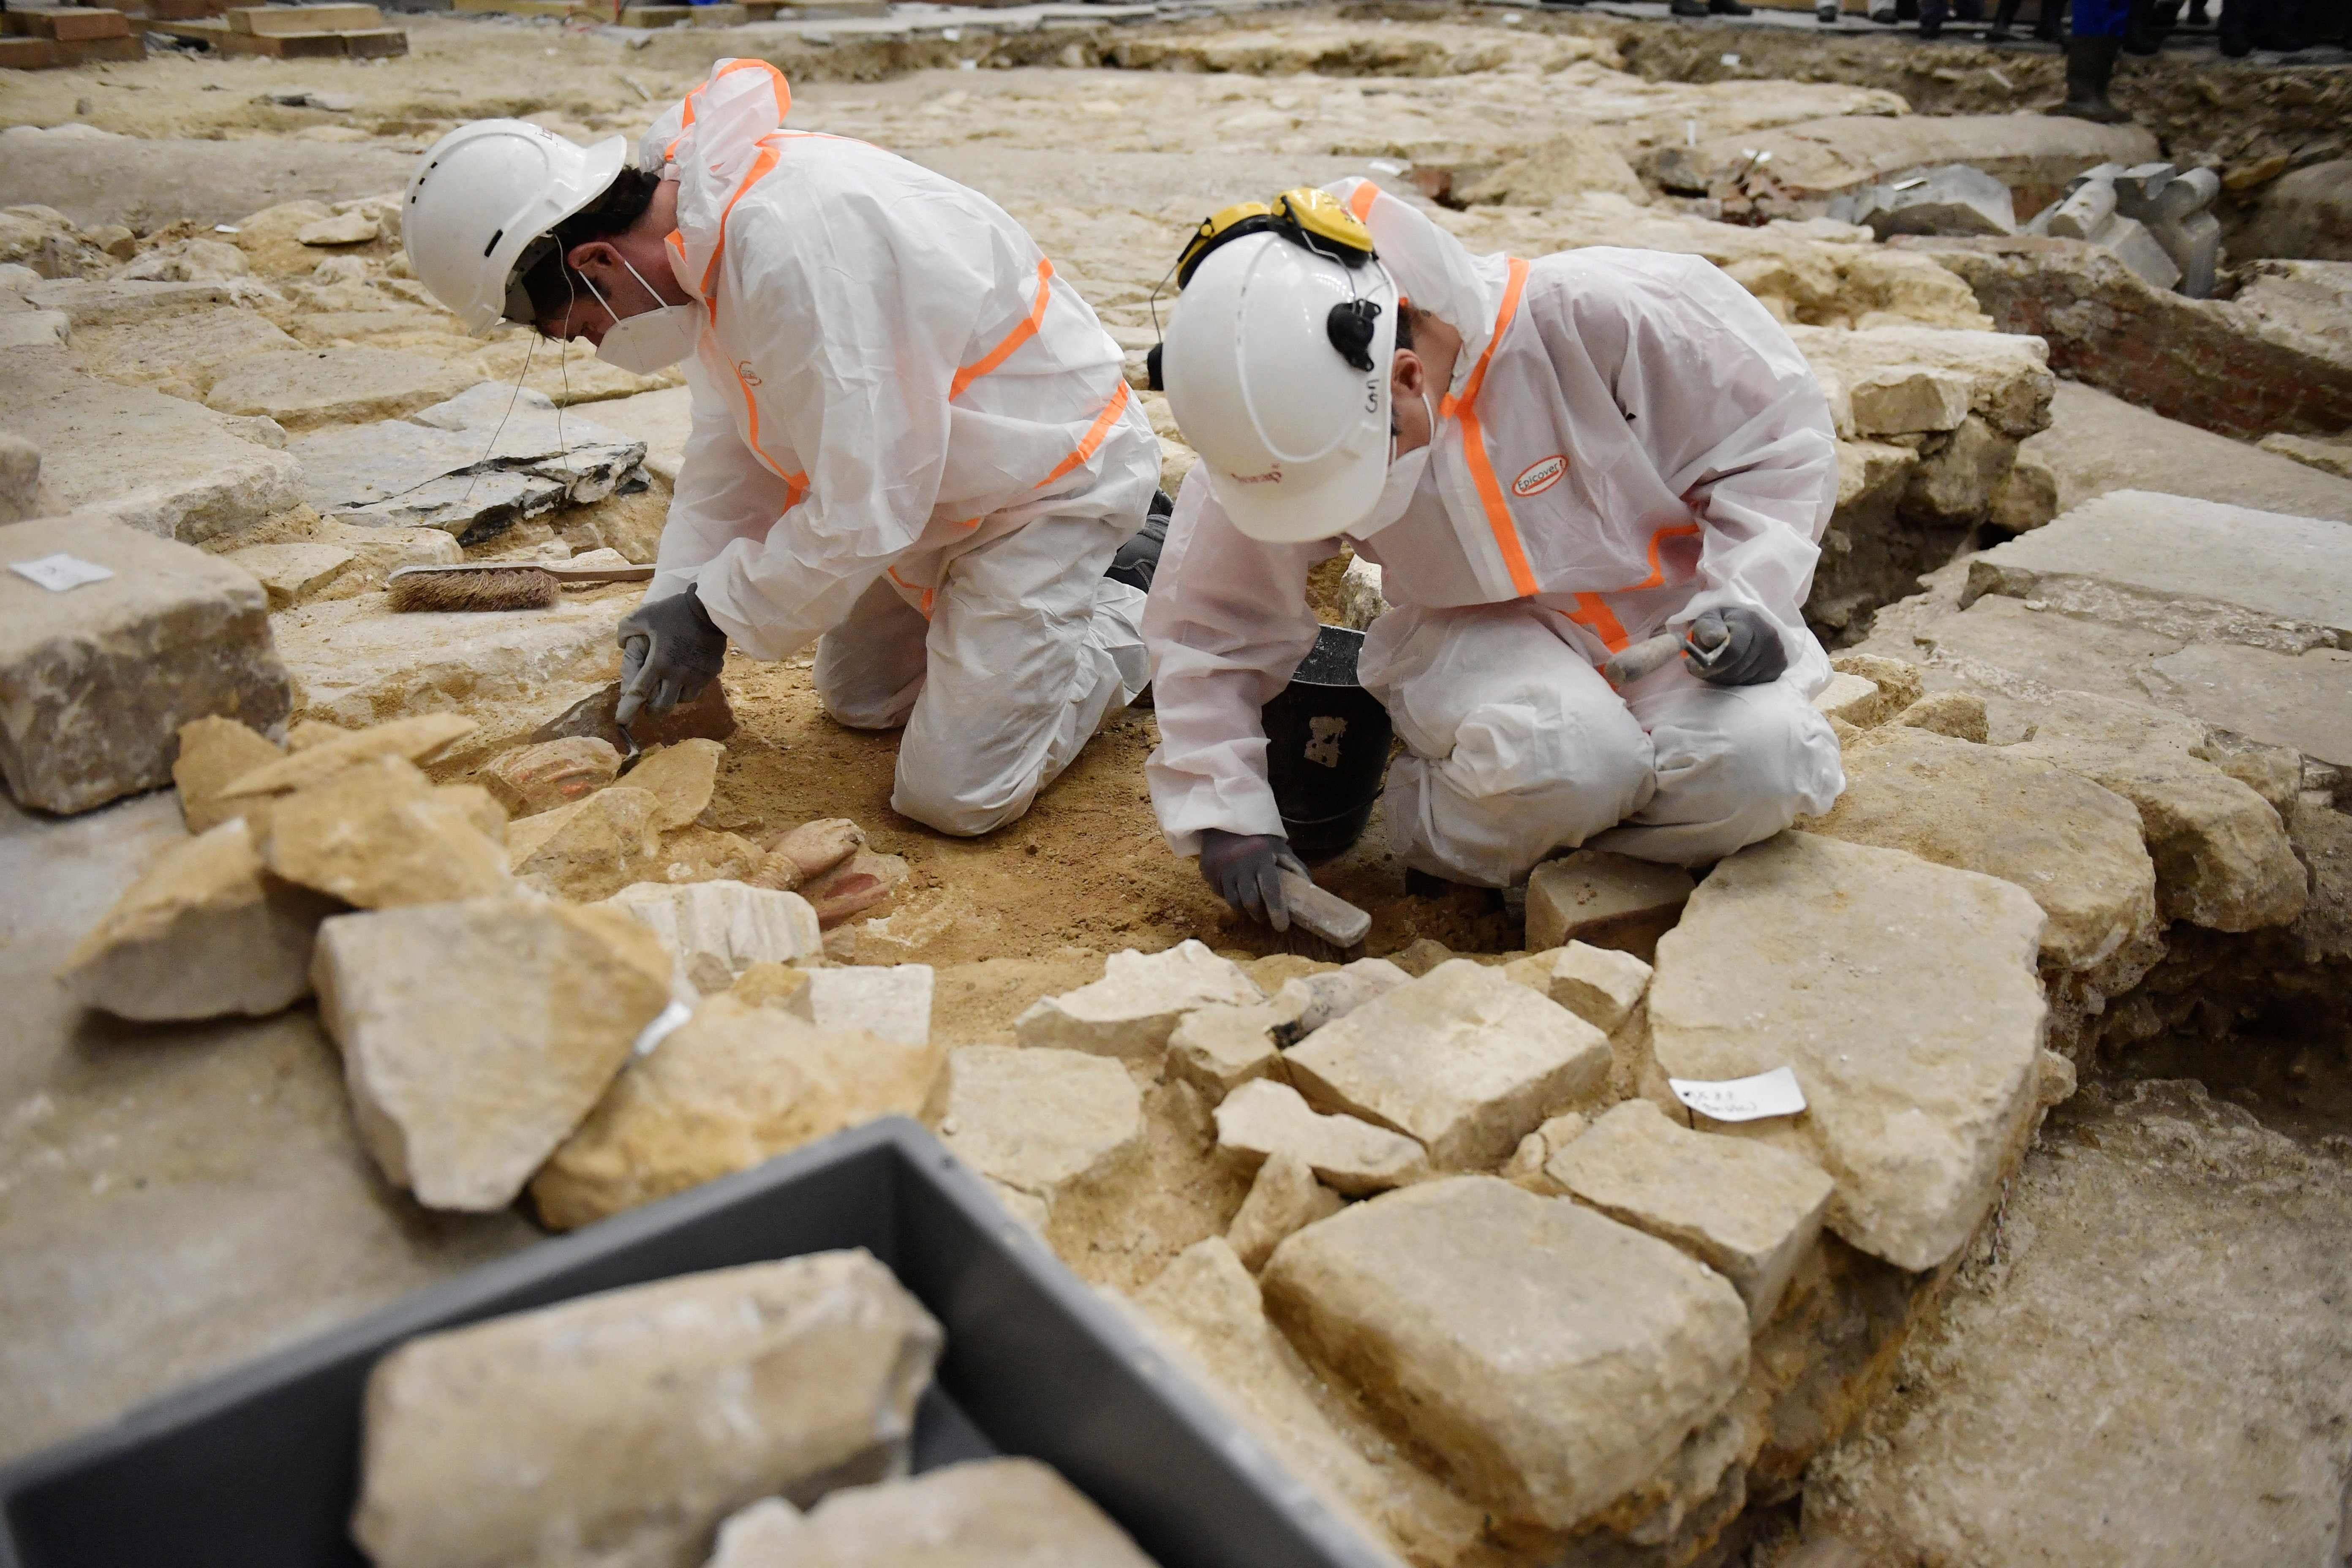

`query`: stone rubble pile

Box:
[353,1249,1156,1568]
[59,706,927,1221]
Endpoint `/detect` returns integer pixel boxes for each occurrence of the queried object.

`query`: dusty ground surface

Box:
[5,11,2351,1566]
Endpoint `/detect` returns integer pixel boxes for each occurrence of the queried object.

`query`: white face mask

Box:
[581,255,698,374]
[1351,388,1436,540]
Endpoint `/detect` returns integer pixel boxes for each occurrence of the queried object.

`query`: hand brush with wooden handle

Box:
[385,561,656,613]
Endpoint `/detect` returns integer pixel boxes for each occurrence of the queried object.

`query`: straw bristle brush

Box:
[386,561,655,613]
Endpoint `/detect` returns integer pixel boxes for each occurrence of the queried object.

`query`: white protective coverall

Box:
[641,60,1160,836]
[1144,178,1846,887]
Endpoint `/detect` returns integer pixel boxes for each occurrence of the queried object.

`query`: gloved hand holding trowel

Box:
[1601,606,1789,690]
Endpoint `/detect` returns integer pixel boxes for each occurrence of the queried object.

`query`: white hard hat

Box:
[1162,231,1399,544]
[404,120,630,336]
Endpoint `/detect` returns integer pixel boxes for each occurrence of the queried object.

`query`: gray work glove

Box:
[1198,828,1308,934]
[616,585,728,727]
[1682,605,1788,688]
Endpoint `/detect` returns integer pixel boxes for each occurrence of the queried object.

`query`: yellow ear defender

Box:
[1151,187,1381,389]
[1171,188,1375,289]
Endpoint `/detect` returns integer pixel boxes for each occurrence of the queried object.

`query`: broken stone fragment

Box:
[939,1046,1142,1212]
[295,210,378,247]
[747,817,865,892]
[800,847,909,930]
[352,1252,942,1568]
[311,895,672,1211]
[1261,1176,1749,1532]
[0,431,41,525]
[1504,941,1653,1034]
[1166,996,1301,1099]
[1128,1238,1486,1566]
[1830,652,1927,719]
[506,785,663,901]
[1647,833,2048,1272]
[2009,690,2308,933]
[0,512,291,814]
[709,1459,1157,1568]
[219,712,477,800]
[1013,939,1263,1058]
[1847,366,1972,437]
[1550,1100,1835,1327]
[1502,1111,1590,1193]
[1213,1079,1429,1198]
[477,735,621,817]
[1227,1151,1345,1272]
[1285,958,1611,1170]
[171,715,284,834]
[625,737,723,830]
[1271,955,1411,1042]
[599,879,822,998]
[1905,414,2021,526]
[531,994,944,1230]
[776,963,934,1048]
[1893,689,1989,743]
[221,540,355,609]
[1812,670,1884,727]
[57,818,340,1022]
[1524,850,1695,958]
[1807,727,2157,978]
[252,754,512,909]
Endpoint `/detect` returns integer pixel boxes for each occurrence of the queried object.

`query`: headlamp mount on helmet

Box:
[1146,187,1382,393]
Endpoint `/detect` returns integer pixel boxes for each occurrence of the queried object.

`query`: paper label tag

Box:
[1668,1066,1808,1124]
[10,554,114,593]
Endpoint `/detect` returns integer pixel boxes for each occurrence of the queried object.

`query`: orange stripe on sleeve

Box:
[950,259,1054,401]
[1629,522,1703,593]
[1347,180,1380,221]
[1447,258,1538,599]
[699,142,781,313]
[1035,380,1130,493]
[1565,594,1631,652]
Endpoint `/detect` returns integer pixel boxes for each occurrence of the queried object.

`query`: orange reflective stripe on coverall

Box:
[1142,177,1846,885]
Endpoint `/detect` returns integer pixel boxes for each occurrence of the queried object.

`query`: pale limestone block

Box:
[1847,366,1972,436]
[1647,833,2048,1271]
[218,712,477,799]
[1272,955,1412,1039]
[1284,959,1610,1169]
[1503,941,1652,1034]
[781,964,933,1049]
[171,715,283,834]
[1525,850,1695,958]
[1128,1238,1486,1567]
[0,512,290,814]
[353,1252,941,1568]
[58,818,338,1021]
[1227,1152,1345,1272]
[940,1046,1142,1209]
[1166,996,1299,1100]
[1212,1079,1429,1198]
[531,994,943,1231]
[311,896,673,1211]
[1550,1100,1835,1326]
[599,879,823,999]
[625,737,723,831]
[1262,1177,1749,1531]
[1812,671,1883,726]
[252,754,513,909]
[1013,939,1263,1058]
[738,1459,1157,1568]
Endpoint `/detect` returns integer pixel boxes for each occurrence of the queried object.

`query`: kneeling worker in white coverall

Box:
[1146,184,1847,927]
[402,60,1161,835]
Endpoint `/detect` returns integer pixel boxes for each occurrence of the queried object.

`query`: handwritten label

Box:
[10,553,114,593]
[1667,1066,1808,1124]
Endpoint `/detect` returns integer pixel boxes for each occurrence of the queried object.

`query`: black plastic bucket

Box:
[0,1120,1392,1568]
[1262,625,1392,864]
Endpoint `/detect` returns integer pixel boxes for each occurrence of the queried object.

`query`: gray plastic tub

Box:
[0,1117,1396,1568]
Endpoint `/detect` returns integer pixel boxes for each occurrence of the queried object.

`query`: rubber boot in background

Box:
[2053,34,2133,118]
[2036,0,2065,40]
[2123,0,2164,54]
